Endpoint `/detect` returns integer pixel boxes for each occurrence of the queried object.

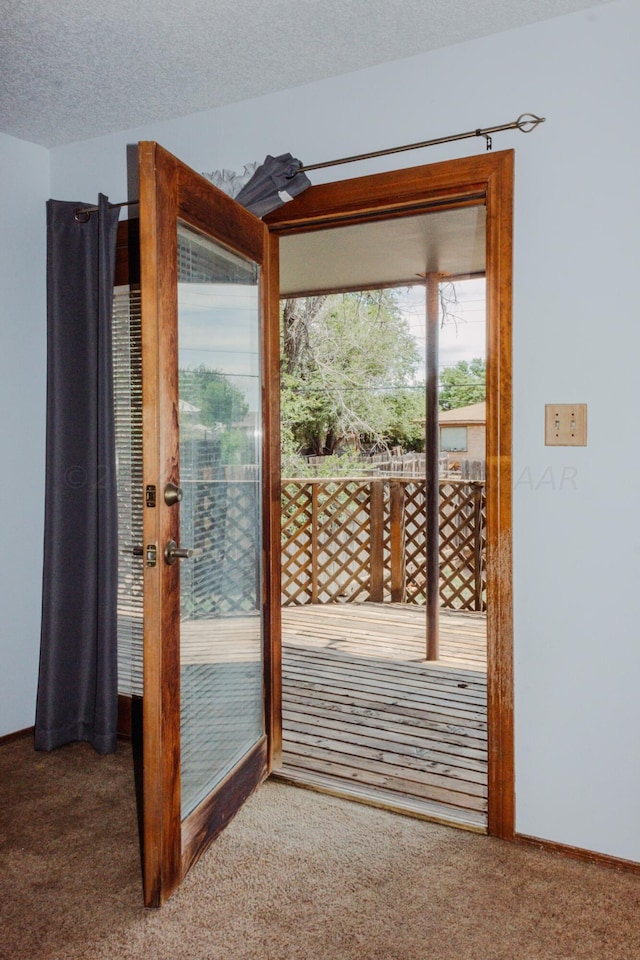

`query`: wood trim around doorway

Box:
[265,149,515,840]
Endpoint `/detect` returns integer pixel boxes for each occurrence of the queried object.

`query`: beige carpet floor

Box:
[1,734,640,959]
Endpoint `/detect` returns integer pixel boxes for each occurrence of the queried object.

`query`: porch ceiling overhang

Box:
[279,203,486,297]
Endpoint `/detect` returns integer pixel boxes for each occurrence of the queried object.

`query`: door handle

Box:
[164,539,193,566]
[164,483,183,506]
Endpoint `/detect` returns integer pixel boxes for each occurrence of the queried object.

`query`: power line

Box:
[285,383,486,394]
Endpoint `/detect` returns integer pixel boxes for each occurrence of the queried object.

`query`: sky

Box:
[178,281,261,410]
[397,277,486,382]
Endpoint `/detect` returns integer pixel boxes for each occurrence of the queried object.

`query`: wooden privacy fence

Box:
[281,478,487,612]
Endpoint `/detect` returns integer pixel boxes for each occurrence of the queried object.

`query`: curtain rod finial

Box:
[516,113,546,133]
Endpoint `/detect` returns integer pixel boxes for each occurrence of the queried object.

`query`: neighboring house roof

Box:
[178,398,201,415]
[439,401,486,425]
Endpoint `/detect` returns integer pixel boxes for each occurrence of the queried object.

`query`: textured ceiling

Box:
[1,0,608,148]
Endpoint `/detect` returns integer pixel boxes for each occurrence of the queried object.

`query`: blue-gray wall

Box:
[0,132,49,736]
[3,0,639,864]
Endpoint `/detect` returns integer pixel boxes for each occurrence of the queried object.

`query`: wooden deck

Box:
[278,603,488,830]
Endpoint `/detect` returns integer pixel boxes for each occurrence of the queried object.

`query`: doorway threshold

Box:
[271,766,487,834]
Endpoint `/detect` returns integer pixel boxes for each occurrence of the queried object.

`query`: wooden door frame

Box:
[265,150,514,840]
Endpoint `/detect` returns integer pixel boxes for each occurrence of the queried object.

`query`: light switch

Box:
[545,404,587,446]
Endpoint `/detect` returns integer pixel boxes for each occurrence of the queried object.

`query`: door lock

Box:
[164,540,193,565]
[164,483,184,506]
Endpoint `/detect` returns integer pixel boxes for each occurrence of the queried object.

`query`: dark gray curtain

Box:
[235,153,311,217]
[35,195,120,755]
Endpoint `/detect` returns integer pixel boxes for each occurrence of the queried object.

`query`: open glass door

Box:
[138,142,280,907]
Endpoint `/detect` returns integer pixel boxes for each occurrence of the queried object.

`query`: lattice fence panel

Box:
[402,481,428,604]
[439,481,486,611]
[281,481,314,604]
[182,478,261,617]
[314,481,372,604]
[282,477,486,611]
[282,480,379,604]
[380,483,393,600]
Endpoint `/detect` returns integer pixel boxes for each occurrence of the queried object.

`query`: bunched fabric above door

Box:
[35,195,120,755]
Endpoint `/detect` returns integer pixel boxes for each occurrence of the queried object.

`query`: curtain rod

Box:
[300,112,545,172]
[74,199,138,221]
[74,112,544,219]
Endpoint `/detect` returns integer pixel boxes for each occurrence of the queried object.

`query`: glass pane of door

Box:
[176,223,264,819]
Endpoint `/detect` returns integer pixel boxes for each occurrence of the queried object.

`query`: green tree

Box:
[179,365,251,464]
[383,389,426,450]
[439,358,486,411]
[281,291,422,460]
[179,364,249,427]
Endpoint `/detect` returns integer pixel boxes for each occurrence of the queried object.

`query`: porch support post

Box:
[425,274,440,661]
[369,480,385,602]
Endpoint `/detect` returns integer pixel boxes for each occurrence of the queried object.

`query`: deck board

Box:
[279,602,488,828]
